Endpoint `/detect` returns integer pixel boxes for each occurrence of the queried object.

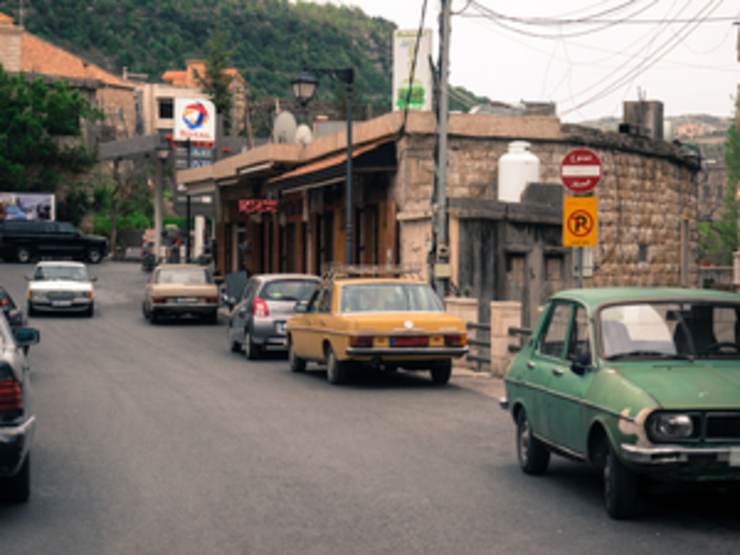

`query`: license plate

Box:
[730,448,740,467]
[276,322,286,334]
[373,337,390,348]
[51,301,72,307]
[429,335,444,347]
[177,297,197,304]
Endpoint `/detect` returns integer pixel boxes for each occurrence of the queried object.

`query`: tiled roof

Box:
[20,33,132,88]
[161,70,187,86]
[0,13,14,23]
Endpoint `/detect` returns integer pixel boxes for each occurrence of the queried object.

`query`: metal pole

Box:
[154,155,164,263]
[578,247,584,289]
[186,138,191,262]
[345,74,354,266]
[434,0,451,297]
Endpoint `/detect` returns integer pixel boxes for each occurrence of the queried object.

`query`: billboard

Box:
[174,98,216,142]
[0,192,55,221]
[393,29,433,112]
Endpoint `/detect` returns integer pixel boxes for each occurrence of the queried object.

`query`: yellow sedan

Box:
[286,277,468,385]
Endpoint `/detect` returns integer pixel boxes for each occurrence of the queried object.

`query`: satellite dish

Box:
[295,124,314,145]
[273,111,297,144]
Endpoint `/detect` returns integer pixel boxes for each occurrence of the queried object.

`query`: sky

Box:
[314,0,740,123]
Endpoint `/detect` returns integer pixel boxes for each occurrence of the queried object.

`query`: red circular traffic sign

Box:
[560,148,603,194]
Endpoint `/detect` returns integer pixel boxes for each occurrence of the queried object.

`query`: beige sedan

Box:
[143,264,219,324]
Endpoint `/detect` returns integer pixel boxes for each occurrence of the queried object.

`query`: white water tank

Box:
[498,141,540,203]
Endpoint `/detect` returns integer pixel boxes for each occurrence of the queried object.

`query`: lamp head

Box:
[156,141,170,161]
[292,70,318,105]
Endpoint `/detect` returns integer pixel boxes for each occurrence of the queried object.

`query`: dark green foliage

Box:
[199,24,234,134]
[3,0,398,106]
[699,122,740,265]
[56,182,90,226]
[0,65,102,191]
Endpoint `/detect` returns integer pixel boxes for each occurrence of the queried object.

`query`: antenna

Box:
[272,111,297,144]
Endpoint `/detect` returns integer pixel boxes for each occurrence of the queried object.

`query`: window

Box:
[567,306,591,362]
[156,268,211,285]
[339,283,442,313]
[159,100,174,119]
[318,287,333,314]
[260,279,317,302]
[306,289,323,313]
[539,303,571,359]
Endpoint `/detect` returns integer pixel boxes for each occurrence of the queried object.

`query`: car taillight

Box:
[349,335,373,347]
[445,334,467,347]
[153,297,166,303]
[0,379,23,415]
[0,298,6,306]
[253,297,269,318]
[206,297,218,303]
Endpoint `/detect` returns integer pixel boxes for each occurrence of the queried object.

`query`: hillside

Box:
[0,0,484,113]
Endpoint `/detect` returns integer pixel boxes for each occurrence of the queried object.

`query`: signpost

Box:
[561,148,603,287]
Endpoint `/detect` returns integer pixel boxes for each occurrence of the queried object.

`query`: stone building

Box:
[178,110,700,317]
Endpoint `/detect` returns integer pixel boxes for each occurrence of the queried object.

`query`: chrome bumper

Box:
[345,346,469,357]
[621,443,740,466]
[0,416,35,476]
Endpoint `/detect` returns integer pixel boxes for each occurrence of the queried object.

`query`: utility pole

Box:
[433,0,452,298]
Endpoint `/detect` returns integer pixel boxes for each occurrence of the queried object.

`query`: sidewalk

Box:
[450,366,506,399]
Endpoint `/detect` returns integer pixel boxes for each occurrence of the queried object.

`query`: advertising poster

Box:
[393,29,433,112]
[174,98,216,142]
[0,192,55,221]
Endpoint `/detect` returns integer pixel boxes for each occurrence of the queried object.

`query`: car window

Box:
[55,222,78,234]
[318,287,333,314]
[566,305,591,362]
[260,279,318,302]
[339,283,442,313]
[0,288,16,311]
[35,265,89,282]
[306,288,322,313]
[156,268,212,285]
[241,279,257,301]
[539,302,571,359]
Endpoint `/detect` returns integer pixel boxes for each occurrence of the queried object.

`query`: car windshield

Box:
[260,279,317,302]
[35,265,89,282]
[157,268,212,285]
[599,301,740,359]
[339,282,443,313]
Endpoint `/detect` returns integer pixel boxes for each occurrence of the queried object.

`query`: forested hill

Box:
[0,0,400,106]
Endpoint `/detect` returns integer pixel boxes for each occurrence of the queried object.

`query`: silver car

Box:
[227,274,320,360]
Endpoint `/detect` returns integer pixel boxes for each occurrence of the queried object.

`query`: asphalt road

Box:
[0,261,738,554]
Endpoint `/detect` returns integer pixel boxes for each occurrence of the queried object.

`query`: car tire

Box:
[516,409,550,475]
[205,310,218,325]
[1,454,30,503]
[27,302,36,317]
[430,359,452,385]
[86,247,103,264]
[604,443,638,520]
[289,340,306,373]
[150,310,159,324]
[244,331,261,360]
[86,303,94,318]
[326,345,348,385]
[16,246,32,264]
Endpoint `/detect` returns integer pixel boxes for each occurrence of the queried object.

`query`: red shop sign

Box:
[239,199,278,215]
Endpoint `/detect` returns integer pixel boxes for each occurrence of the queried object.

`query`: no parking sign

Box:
[563,197,598,247]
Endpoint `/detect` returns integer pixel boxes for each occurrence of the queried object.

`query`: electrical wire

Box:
[400,0,430,134]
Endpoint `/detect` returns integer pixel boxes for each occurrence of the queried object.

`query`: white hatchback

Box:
[26,261,96,317]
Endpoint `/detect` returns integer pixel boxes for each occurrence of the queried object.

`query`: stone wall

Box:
[394,117,701,290]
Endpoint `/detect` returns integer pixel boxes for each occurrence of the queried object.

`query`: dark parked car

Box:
[0,316,39,503]
[0,220,108,264]
[0,286,25,331]
[228,274,320,359]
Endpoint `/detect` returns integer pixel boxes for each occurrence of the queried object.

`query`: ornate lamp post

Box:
[292,67,355,265]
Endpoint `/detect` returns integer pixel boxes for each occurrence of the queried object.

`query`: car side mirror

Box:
[295,301,308,313]
[15,327,40,347]
[7,309,24,327]
[571,352,590,376]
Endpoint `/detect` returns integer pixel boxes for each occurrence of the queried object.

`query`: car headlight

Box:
[646,413,699,442]
[77,290,93,299]
[30,290,46,300]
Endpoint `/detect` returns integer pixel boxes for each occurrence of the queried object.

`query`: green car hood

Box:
[617,363,740,410]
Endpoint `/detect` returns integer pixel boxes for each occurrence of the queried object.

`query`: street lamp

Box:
[292,67,355,266]
[154,141,170,263]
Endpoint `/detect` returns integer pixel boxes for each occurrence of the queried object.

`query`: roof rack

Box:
[321,263,423,282]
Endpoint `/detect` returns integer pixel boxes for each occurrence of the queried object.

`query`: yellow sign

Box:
[563,197,598,247]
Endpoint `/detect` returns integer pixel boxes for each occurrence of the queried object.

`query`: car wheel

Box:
[16,246,32,264]
[244,331,261,360]
[150,310,159,324]
[87,247,103,264]
[27,302,36,317]
[289,340,306,373]
[604,443,638,519]
[207,310,218,325]
[516,408,550,475]
[326,345,348,385]
[1,454,30,503]
[86,303,94,318]
[430,359,452,385]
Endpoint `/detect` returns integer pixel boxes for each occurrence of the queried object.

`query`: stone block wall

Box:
[490,301,522,378]
[444,297,478,369]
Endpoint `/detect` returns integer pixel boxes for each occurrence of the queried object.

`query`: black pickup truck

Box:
[0,220,109,263]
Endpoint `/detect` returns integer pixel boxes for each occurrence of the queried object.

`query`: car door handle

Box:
[306,319,312,325]
[551,367,564,376]
[526,361,536,369]
[320,320,327,326]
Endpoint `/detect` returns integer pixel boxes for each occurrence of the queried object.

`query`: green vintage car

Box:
[501,287,740,519]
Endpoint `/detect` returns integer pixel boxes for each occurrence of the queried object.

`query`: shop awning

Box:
[269,140,396,192]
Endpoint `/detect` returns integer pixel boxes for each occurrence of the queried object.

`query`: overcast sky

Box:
[313,0,740,123]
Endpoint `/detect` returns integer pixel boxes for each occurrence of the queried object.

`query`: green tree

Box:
[198,24,234,135]
[699,122,740,265]
[0,65,102,192]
